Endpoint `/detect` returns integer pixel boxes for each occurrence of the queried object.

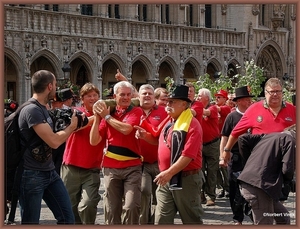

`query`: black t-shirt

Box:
[18,98,55,171]
[221,111,244,172]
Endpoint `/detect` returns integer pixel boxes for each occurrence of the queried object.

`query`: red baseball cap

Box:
[214,89,228,99]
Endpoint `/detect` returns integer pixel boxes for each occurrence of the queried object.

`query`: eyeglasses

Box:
[265,90,283,96]
[216,96,224,99]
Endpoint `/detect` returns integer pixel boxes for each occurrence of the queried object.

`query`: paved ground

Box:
[9,175,296,225]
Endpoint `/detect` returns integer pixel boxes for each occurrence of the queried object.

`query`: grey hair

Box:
[138,84,154,94]
[113,81,135,94]
[264,77,282,89]
[198,88,211,101]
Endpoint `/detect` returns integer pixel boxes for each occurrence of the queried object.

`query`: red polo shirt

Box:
[231,100,296,137]
[139,105,168,164]
[63,106,105,169]
[158,118,203,172]
[201,105,220,143]
[99,106,143,168]
[216,104,231,133]
[191,100,204,126]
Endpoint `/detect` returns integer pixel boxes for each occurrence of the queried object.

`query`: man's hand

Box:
[222,150,231,164]
[115,69,128,81]
[154,170,173,187]
[219,158,228,167]
[134,125,148,140]
[93,100,110,119]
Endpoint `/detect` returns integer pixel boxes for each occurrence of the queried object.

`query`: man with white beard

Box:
[150,85,204,224]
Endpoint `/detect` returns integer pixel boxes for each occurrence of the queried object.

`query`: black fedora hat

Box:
[167,84,191,103]
[233,86,254,102]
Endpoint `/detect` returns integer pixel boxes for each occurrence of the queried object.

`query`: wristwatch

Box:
[223,147,231,153]
[104,114,111,121]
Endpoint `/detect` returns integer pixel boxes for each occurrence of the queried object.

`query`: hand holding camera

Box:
[49,108,89,132]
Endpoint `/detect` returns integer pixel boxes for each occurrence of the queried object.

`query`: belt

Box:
[203,137,219,146]
[182,169,200,177]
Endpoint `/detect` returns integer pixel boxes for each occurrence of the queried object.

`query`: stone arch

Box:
[4,48,23,74]
[30,49,61,77]
[131,54,153,80]
[206,57,222,79]
[227,58,241,76]
[4,48,24,102]
[255,40,286,79]
[69,51,95,83]
[102,53,126,76]
[158,55,179,83]
[101,53,126,89]
[183,57,201,80]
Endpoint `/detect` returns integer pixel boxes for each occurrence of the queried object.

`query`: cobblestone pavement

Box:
[10,177,296,225]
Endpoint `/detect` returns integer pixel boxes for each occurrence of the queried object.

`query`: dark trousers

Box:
[229,171,245,223]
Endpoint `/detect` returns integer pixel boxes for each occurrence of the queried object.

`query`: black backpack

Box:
[4,100,37,224]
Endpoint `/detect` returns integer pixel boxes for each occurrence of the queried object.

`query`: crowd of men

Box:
[5,69,296,225]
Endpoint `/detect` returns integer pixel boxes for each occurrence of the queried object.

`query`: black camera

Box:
[49,108,89,132]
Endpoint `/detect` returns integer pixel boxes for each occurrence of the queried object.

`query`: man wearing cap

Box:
[214,89,231,199]
[219,86,254,225]
[215,89,232,132]
[197,88,220,206]
[152,84,204,224]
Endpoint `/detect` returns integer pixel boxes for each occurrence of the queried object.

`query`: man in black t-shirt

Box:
[219,86,254,225]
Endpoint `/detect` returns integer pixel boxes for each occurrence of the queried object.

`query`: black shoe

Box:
[217,190,225,198]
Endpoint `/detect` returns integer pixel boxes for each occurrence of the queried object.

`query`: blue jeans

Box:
[19,169,75,224]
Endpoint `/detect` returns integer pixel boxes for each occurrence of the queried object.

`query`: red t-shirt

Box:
[231,100,296,137]
[139,105,168,163]
[100,106,143,168]
[217,104,231,133]
[158,118,203,172]
[191,100,204,126]
[201,105,220,143]
[63,106,105,169]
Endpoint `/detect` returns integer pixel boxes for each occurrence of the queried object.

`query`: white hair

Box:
[113,81,134,94]
[198,88,211,101]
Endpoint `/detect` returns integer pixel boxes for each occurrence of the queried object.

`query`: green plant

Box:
[282,80,295,103]
[232,59,266,98]
[194,59,266,100]
[164,76,175,92]
[196,73,233,96]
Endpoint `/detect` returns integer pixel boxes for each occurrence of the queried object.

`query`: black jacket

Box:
[237,132,295,200]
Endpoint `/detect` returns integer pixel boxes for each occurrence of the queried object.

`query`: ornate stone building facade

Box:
[4,4,296,103]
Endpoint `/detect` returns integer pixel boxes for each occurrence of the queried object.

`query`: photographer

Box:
[61,83,105,224]
[18,70,80,224]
